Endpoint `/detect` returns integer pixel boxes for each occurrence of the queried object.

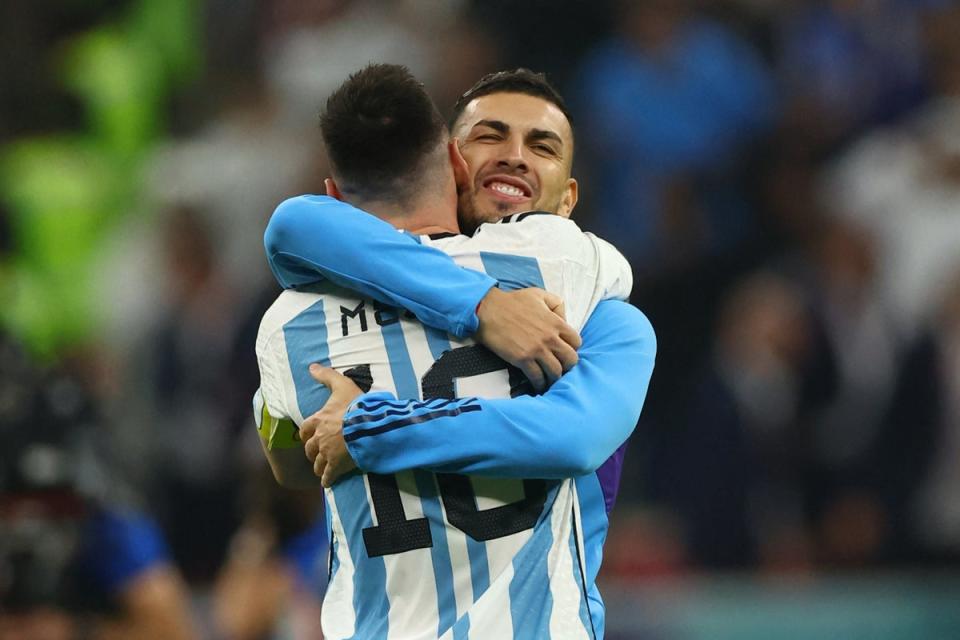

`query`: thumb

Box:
[309,364,344,390]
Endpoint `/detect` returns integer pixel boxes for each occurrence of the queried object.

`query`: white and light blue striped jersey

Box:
[335,300,655,640]
[256,197,633,639]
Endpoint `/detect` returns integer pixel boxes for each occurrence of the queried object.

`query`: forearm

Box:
[344,301,656,478]
[260,439,322,490]
[265,195,495,337]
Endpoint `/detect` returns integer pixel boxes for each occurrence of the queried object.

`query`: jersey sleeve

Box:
[265,195,496,338]
[587,232,633,302]
[340,300,655,478]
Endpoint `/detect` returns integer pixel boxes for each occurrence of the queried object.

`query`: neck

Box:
[402,199,459,235]
[357,195,459,236]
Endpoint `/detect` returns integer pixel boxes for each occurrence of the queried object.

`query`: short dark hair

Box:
[450,68,572,130]
[320,64,447,203]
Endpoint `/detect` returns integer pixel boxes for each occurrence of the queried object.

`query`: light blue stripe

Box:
[478,251,549,610]
[465,528,490,605]
[379,314,420,399]
[452,612,470,640]
[413,471,458,637]
[479,252,545,291]
[479,252,549,614]
[423,325,452,362]
[574,475,609,638]
[509,483,560,639]
[282,299,333,419]
[380,323,458,635]
[331,476,389,640]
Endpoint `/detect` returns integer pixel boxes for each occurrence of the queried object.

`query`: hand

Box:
[301,364,362,487]
[475,287,581,391]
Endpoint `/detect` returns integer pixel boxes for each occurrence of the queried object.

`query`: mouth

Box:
[481,175,533,203]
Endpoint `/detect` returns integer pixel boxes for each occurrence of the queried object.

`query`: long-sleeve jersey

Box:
[255,195,653,639]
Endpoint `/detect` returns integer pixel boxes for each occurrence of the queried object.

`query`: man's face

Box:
[452,92,577,232]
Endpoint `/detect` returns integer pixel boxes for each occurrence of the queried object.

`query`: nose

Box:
[497,137,528,172]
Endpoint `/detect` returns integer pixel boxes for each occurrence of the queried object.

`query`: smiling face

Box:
[451,92,578,232]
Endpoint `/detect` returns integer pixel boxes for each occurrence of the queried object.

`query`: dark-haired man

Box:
[256,66,654,639]
[448,69,579,233]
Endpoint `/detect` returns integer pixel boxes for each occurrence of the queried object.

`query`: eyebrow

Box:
[472,119,509,134]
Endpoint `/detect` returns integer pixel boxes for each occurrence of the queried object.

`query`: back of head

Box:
[450,68,573,134]
[321,64,448,206]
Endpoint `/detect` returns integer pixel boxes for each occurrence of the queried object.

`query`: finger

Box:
[541,292,566,320]
[310,364,362,407]
[321,464,340,488]
[309,364,344,387]
[521,358,546,392]
[304,437,320,462]
[313,455,327,480]
[536,352,564,387]
[300,417,319,441]
[557,321,582,350]
[553,340,579,372]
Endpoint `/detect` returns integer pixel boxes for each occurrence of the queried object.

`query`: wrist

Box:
[475,286,502,330]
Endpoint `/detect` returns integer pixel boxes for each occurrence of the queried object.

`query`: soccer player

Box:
[256,66,655,638]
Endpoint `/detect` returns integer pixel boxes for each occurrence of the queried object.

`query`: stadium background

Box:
[3,0,960,637]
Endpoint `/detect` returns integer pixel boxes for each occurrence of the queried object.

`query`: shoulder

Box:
[257,290,326,356]
[473,212,590,250]
[266,194,346,247]
[583,300,656,352]
[272,194,337,216]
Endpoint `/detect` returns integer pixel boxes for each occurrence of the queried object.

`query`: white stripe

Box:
[444,523,474,618]
[441,560,515,640]
[319,291,399,398]
[383,471,441,637]
[321,487,357,639]
[252,388,264,428]
[548,480,590,639]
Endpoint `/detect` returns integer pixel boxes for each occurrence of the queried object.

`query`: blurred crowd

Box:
[3,0,960,637]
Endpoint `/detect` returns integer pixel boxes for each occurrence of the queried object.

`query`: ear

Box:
[324,177,344,201]
[557,178,578,218]
[448,139,470,190]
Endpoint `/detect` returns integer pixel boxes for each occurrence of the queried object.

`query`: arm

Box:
[342,300,656,479]
[253,388,321,489]
[266,195,579,386]
[266,195,495,338]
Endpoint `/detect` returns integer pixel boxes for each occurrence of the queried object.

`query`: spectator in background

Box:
[821,2,960,337]
[0,332,198,640]
[886,265,960,565]
[800,219,902,566]
[571,0,775,281]
[261,0,440,128]
[139,206,250,586]
[776,0,929,151]
[660,273,818,570]
[213,468,327,640]
[569,0,777,442]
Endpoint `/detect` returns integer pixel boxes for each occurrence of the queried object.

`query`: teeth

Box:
[491,182,524,197]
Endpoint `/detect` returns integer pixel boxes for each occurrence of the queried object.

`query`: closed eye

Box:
[532,143,559,156]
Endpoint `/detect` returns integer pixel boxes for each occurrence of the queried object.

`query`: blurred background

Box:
[2,0,960,638]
